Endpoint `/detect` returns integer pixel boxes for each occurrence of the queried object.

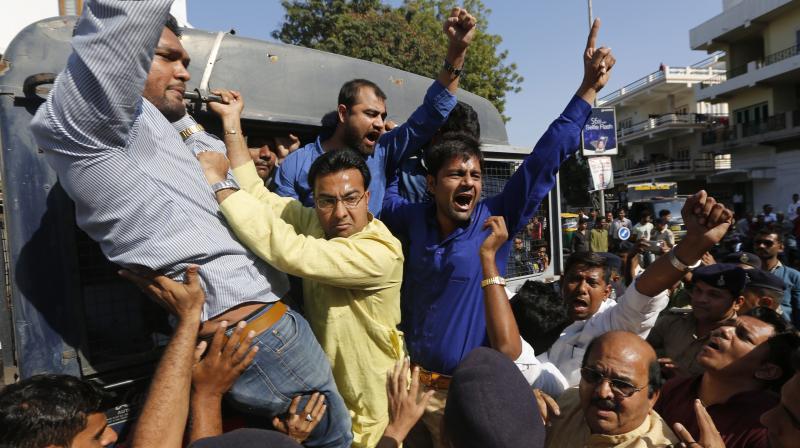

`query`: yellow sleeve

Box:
[231,161,316,229]
[220,190,402,290]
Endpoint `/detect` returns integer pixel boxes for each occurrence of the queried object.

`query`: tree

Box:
[559,154,592,208]
[273,0,523,121]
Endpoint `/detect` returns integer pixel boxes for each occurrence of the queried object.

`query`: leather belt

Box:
[413,364,452,390]
[231,301,288,343]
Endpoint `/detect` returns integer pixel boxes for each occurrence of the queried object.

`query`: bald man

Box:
[546,331,679,447]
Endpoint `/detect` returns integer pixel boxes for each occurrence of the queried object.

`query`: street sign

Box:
[618,226,631,241]
[582,107,618,156]
[588,156,614,191]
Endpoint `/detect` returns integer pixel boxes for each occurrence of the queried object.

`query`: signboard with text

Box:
[582,107,618,156]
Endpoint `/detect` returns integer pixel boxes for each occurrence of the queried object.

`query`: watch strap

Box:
[443,59,464,77]
[481,276,506,288]
[211,179,239,194]
[179,123,205,141]
[667,249,701,272]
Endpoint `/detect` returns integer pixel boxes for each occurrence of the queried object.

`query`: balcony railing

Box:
[618,113,727,139]
[764,44,800,66]
[702,110,800,146]
[613,159,718,180]
[599,66,726,105]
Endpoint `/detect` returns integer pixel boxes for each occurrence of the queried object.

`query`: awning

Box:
[707,169,750,183]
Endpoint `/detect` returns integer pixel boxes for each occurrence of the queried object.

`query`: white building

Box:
[692,0,800,213]
[1,0,189,54]
[598,54,730,197]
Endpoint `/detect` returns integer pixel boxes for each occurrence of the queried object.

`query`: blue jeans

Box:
[227,306,353,448]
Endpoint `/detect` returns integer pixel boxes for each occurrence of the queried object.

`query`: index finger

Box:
[694,399,718,434]
[586,18,601,51]
[673,422,696,443]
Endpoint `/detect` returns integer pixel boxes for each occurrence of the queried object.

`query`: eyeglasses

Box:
[314,192,366,211]
[580,367,643,398]
[754,239,775,248]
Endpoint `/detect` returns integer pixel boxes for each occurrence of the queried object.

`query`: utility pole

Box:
[587,0,606,217]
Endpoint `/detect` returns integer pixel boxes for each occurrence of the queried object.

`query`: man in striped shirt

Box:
[30,1,351,446]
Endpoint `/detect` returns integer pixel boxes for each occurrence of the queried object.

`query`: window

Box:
[734,102,768,124]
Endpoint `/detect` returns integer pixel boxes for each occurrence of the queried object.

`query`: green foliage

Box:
[559,154,592,207]
[273,0,523,121]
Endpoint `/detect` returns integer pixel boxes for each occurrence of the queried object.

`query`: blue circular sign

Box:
[618,227,631,241]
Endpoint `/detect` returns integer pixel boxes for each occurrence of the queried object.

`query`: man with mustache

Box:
[545,331,679,447]
[753,228,800,326]
[29,1,352,446]
[647,264,747,378]
[541,191,736,386]
[380,19,616,445]
[655,307,800,448]
[273,8,475,216]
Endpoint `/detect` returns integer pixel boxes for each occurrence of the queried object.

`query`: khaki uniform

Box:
[646,310,708,376]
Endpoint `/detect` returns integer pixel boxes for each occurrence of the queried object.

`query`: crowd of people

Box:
[1,1,799,448]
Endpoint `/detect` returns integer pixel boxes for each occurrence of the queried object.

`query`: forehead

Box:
[314,168,366,194]
[157,28,188,55]
[735,315,776,343]
[440,154,482,173]
[587,344,648,380]
[694,279,732,297]
[568,264,605,278]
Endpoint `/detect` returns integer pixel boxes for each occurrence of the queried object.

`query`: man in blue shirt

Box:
[380,19,615,446]
[754,228,800,326]
[274,8,476,216]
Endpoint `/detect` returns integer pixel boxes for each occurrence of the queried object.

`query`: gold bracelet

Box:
[481,276,506,288]
[179,124,205,141]
[224,129,238,136]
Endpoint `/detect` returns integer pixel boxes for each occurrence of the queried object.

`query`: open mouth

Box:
[364,131,380,146]
[453,192,474,212]
[571,298,590,314]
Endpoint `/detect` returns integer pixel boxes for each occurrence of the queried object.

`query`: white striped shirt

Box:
[30,0,288,320]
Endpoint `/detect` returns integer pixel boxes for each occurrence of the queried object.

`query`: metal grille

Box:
[74,228,170,373]
[482,161,552,279]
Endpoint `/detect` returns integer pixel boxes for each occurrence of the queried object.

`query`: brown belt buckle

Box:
[416,365,451,390]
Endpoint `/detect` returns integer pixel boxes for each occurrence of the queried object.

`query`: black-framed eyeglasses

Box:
[754,239,775,248]
[314,192,366,211]
[580,367,643,398]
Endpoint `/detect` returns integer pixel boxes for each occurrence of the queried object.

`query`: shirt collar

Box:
[770,260,784,272]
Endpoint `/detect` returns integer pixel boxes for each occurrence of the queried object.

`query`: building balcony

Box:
[700,109,800,152]
[613,159,727,184]
[618,113,728,145]
[690,0,793,51]
[598,59,726,108]
[696,44,800,101]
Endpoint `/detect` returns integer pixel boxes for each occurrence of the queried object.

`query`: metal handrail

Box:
[618,113,727,138]
[613,159,718,179]
[598,66,725,104]
[764,44,800,66]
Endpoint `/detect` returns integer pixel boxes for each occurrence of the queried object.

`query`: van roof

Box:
[2,16,510,145]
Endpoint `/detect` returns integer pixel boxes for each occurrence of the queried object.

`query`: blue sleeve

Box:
[485,96,592,235]
[380,169,412,236]
[381,81,457,174]
[273,152,301,200]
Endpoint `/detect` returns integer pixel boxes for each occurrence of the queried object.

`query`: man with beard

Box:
[273,9,475,216]
[380,19,616,446]
[655,308,800,448]
[647,264,746,378]
[753,228,800,326]
[29,1,351,446]
[540,192,736,386]
[545,331,679,447]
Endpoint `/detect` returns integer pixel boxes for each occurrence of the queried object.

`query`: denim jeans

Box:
[227,306,353,448]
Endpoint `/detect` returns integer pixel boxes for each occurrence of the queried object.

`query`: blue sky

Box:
[189,1,723,146]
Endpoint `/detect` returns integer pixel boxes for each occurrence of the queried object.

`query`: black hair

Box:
[755,227,782,242]
[564,251,611,285]
[792,347,800,372]
[581,338,665,399]
[510,281,570,354]
[744,307,799,391]
[424,132,484,178]
[595,216,606,225]
[338,79,387,110]
[307,147,371,193]
[165,14,182,38]
[439,101,481,139]
[0,374,108,448]
[658,209,671,218]
[578,217,589,225]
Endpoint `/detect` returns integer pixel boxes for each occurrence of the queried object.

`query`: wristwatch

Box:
[211,179,239,194]
[179,124,205,141]
[443,59,464,78]
[667,249,702,273]
[481,276,506,288]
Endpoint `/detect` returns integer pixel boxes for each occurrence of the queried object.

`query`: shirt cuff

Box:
[427,80,458,119]
[562,95,593,126]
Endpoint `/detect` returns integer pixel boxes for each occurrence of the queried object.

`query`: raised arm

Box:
[31,0,173,152]
[485,19,615,235]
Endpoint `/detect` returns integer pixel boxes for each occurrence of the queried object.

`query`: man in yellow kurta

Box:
[197,90,404,447]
